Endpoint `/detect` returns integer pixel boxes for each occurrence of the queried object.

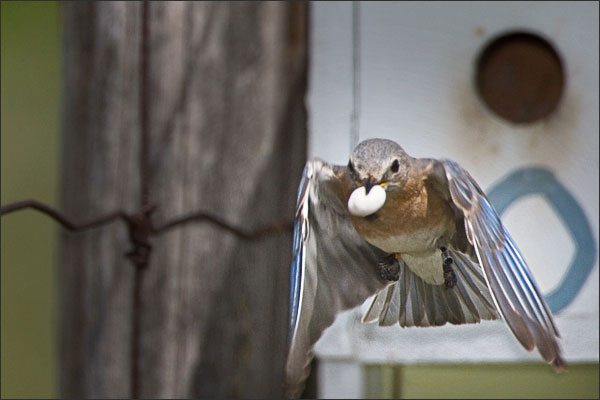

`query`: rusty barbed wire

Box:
[0,196,293,397]
[0,196,293,398]
[0,199,128,231]
[0,199,293,251]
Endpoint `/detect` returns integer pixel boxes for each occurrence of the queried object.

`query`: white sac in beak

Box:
[347,185,386,217]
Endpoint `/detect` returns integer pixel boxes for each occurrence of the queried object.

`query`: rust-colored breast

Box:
[349,174,456,242]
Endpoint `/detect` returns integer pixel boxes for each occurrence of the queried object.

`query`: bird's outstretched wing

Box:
[287,159,389,398]
[428,159,566,371]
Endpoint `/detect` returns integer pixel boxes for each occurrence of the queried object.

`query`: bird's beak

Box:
[363,178,374,194]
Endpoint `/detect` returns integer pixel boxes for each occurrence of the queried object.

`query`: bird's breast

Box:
[349,179,455,254]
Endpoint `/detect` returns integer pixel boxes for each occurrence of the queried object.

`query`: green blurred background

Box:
[0,2,597,398]
[2,1,60,398]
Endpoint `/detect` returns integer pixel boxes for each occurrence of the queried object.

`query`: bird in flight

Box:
[286,138,565,397]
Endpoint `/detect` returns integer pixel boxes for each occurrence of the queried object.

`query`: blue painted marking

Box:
[487,167,597,314]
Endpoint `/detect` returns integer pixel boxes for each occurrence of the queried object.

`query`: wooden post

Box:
[59,2,308,397]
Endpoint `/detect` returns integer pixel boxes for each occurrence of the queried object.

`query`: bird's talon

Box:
[443,265,457,288]
[441,247,457,288]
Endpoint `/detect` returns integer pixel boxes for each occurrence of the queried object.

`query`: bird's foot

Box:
[377,253,400,281]
[440,247,457,288]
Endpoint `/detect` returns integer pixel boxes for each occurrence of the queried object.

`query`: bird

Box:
[285,138,565,398]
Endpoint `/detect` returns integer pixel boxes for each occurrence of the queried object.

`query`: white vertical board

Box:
[309,1,598,373]
[317,360,364,399]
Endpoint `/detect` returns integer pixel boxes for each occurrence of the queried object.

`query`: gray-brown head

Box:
[347,138,412,192]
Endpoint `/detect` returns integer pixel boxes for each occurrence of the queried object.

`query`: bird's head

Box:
[348,138,411,192]
[346,138,411,217]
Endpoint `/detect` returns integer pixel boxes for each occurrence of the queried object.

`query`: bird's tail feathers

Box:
[362,251,498,327]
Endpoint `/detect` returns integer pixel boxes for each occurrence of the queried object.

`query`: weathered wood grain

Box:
[60,2,307,397]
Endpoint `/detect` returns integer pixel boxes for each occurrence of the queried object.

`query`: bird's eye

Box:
[391,159,399,173]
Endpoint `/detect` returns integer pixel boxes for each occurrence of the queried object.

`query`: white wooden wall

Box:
[308,2,599,397]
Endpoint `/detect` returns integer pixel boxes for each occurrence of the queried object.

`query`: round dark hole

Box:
[475,31,565,124]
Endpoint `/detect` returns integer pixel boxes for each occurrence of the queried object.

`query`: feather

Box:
[437,159,564,369]
[286,159,389,397]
